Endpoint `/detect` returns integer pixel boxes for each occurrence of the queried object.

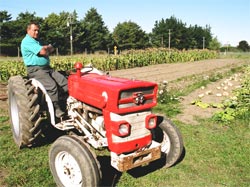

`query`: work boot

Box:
[53,101,65,118]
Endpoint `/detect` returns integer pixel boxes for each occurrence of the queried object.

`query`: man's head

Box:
[27,21,40,39]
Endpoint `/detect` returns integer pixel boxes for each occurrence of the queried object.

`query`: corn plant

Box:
[0,48,218,81]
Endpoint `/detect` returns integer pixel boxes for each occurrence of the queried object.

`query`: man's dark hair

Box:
[27,20,40,29]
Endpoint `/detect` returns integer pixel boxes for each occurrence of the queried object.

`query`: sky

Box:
[1,0,250,47]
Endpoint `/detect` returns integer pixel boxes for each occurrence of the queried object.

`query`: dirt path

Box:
[109,58,248,94]
[0,58,248,124]
[0,83,7,113]
[109,59,246,83]
[175,72,243,124]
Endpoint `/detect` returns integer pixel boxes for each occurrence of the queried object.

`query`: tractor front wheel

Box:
[49,135,101,187]
[152,117,184,168]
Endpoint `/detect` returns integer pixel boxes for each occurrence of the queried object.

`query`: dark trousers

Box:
[27,66,68,102]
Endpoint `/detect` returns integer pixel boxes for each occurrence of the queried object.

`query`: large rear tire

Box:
[152,117,184,168]
[7,75,43,148]
[49,135,101,187]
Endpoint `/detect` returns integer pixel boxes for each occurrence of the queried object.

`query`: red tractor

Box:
[8,62,183,187]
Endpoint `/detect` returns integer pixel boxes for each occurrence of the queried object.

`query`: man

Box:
[21,21,68,119]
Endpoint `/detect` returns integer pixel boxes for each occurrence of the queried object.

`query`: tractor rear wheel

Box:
[152,117,184,168]
[49,135,101,187]
[8,75,43,148]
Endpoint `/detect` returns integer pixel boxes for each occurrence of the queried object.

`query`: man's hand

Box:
[40,44,55,56]
[47,44,55,54]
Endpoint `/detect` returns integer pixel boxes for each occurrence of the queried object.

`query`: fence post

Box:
[114,46,117,55]
[18,47,20,58]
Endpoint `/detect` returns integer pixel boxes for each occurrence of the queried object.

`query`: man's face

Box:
[27,24,40,39]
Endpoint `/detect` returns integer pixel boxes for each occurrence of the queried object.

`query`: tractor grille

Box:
[118,87,155,109]
[110,111,151,143]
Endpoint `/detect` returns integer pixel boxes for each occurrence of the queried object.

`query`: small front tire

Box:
[152,117,184,168]
[49,135,101,187]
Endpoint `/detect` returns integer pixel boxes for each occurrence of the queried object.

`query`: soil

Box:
[0,82,8,113]
[175,73,242,124]
[0,58,248,124]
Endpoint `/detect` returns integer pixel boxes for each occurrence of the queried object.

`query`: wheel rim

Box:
[55,151,83,187]
[10,92,20,137]
[161,131,171,154]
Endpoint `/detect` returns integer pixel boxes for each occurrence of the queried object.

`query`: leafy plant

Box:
[154,80,181,117]
[212,65,250,123]
[0,48,218,81]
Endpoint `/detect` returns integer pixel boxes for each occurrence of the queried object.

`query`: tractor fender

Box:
[30,78,56,126]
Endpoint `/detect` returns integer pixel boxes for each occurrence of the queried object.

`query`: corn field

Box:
[0,48,218,81]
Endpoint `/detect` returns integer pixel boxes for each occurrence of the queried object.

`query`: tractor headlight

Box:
[119,123,130,136]
[112,120,131,137]
[145,114,157,129]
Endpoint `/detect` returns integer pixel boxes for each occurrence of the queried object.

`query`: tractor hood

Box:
[68,72,158,114]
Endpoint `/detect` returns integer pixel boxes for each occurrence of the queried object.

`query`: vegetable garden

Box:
[0,48,218,81]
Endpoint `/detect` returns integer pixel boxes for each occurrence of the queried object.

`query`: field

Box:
[0,57,249,187]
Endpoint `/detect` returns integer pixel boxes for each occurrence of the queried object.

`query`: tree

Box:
[0,10,12,55]
[208,36,221,50]
[151,16,188,49]
[188,25,202,49]
[202,25,213,49]
[151,16,213,50]
[14,11,43,45]
[1,9,219,56]
[79,8,111,53]
[1,11,43,56]
[112,21,149,50]
[0,10,12,22]
[42,11,78,54]
[237,40,250,52]
[188,24,212,49]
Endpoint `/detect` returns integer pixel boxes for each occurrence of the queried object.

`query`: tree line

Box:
[0,8,249,56]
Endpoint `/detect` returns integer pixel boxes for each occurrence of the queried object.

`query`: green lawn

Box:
[0,111,249,187]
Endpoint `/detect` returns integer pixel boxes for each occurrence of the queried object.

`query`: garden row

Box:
[0,48,218,81]
[212,64,250,122]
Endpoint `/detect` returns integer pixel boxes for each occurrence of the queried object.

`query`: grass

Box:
[1,109,249,187]
[220,52,250,59]
[0,113,54,187]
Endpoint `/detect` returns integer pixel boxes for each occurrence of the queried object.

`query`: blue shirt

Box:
[21,34,50,66]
